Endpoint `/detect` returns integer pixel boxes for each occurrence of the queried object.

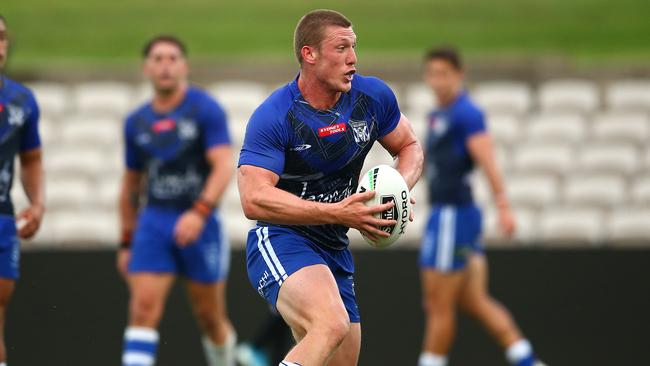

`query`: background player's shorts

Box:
[128,206,230,283]
[246,225,360,323]
[0,215,20,280]
[419,204,483,272]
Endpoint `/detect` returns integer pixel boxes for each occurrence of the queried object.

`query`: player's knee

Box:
[130,293,163,325]
[194,306,223,335]
[315,313,350,349]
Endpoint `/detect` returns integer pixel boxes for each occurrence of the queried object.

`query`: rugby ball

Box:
[356,165,411,248]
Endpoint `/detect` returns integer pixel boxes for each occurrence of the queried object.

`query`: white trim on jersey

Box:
[256,227,283,286]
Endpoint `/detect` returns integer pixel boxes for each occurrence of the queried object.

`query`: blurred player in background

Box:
[238,9,423,366]
[117,35,236,366]
[0,14,45,366]
[418,46,545,366]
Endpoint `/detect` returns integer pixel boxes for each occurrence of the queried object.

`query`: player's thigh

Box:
[185,280,227,318]
[459,253,490,311]
[0,278,15,311]
[128,273,175,310]
[420,269,465,311]
[327,322,361,366]
[276,264,349,337]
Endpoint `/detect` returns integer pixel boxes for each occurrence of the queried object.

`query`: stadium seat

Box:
[208,81,267,118]
[591,113,649,146]
[486,114,521,146]
[45,147,107,178]
[73,82,133,116]
[563,174,626,208]
[606,80,650,111]
[59,116,121,148]
[538,207,604,245]
[27,82,70,117]
[631,176,650,204]
[228,116,249,147]
[473,81,532,115]
[38,117,59,147]
[49,210,118,246]
[512,144,573,176]
[403,83,435,115]
[525,113,587,144]
[538,79,599,114]
[577,144,639,176]
[607,209,650,245]
[96,176,121,210]
[507,175,559,208]
[47,177,94,209]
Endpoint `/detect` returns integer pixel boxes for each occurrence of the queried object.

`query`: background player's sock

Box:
[202,330,237,366]
[279,361,302,366]
[0,361,6,366]
[506,339,537,366]
[122,326,159,366]
[418,352,448,366]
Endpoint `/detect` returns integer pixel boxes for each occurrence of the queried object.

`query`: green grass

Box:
[2,0,649,68]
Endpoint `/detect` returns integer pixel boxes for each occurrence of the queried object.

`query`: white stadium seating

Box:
[16,79,650,248]
[538,79,599,114]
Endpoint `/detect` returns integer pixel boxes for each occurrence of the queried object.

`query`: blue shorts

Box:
[419,204,483,272]
[128,206,230,283]
[0,215,20,280]
[246,226,360,323]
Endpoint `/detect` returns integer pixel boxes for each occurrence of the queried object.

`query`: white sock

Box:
[506,339,533,364]
[123,326,159,366]
[0,362,6,366]
[419,352,448,366]
[202,330,237,366]
[279,362,302,366]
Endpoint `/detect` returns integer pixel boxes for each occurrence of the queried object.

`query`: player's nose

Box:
[347,48,357,65]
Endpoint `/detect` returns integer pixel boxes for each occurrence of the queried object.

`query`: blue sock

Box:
[506,339,536,366]
[122,326,159,366]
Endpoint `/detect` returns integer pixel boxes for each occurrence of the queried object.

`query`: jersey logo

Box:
[7,105,25,127]
[289,144,311,151]
[318,123,347,137]
[430,116,448,136]
[178,119,198,140]
[152,118,176,133]
[349,119,370,145]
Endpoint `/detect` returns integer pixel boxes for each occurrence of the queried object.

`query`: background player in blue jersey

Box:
[117,35,236,366]
[418,47,545,366]
[0,14,45,366]
[238,10,423,366]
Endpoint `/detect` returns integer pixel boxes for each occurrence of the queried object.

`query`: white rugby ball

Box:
[356,164,411,248]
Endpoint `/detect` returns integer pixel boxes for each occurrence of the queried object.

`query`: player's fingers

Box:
[350,190,375,202]
[368,217,397,227]
[410,196,416,205]
[363,224,391,238]
[366,201,395,214]
[359,230,378,242]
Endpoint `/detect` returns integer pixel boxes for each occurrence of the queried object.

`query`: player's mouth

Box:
[344,69,356,82]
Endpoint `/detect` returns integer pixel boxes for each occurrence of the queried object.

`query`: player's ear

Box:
[301,45,318,65]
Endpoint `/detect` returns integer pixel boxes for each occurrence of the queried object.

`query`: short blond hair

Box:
[294,9,352,64]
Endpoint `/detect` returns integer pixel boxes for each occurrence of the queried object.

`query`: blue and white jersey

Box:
[238,74,401,250]
[425,91,486,205]
[124,87,231,210]
[0,77,41,216]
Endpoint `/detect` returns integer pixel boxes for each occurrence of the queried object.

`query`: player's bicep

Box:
[466,132,493,166]
[379,114,419,157]
[237,165,280,198]
[205,144,233,168]
[19,147,42,165]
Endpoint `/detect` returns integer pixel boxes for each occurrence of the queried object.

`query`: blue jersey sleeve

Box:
[459,108,487,142]
[19,92,41,152]
[238,104,288,176]
[201,98,231,149]
[368,78,401,138]
[124,117,143,171]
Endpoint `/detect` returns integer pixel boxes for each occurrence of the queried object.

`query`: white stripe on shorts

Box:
[436,206,456,272]
[256,227,283,286]
[262,227,288,281]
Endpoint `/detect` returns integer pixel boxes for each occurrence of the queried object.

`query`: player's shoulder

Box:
[187,86,227,116]
[250,82,295,123]
[454,92,484,120]
[2,77,37,103]
[351,74,395,102]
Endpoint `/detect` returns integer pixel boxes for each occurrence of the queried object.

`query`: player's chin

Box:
[338,80,353,93]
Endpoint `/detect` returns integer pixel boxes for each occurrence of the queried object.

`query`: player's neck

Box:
[152,83,188,114]
[297,72,341,110]
[438,88,463,107]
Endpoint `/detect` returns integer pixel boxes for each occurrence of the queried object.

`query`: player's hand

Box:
[334,191,398,242]
[174,210,206,247]
[116,249,131,278]
[498,206,516,238]
[16,204,44,239]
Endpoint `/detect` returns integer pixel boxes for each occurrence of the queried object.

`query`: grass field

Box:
[2,0,649,68]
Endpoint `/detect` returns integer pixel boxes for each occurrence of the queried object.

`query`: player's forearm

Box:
[198,161,233,207]
[240,183,335,225]
[19,151,45,210]
[393,140,424,190]
[118,174,141,235]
